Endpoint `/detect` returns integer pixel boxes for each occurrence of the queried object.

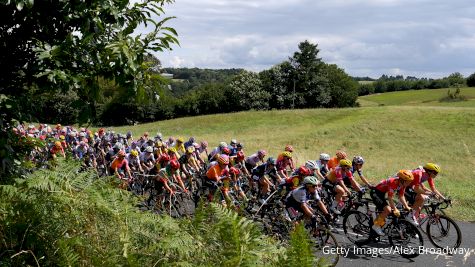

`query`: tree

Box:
[0,0,178,176]
[446,72,465,87]
[228,70,270,110]
[260,62,294,109]
[289,40,330,108]
[467,73,475,87]
[323,64,359,107]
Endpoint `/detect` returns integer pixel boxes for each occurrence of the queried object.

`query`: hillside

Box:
[358,87,475,107]
[107,106,475,221]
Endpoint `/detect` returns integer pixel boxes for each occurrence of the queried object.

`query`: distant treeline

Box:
[356,73,475,96]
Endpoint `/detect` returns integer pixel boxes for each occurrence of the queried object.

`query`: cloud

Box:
[153,0,475,78]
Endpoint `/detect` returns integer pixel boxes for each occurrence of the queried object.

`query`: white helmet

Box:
[319,153,331,161]
[305,160,318,170]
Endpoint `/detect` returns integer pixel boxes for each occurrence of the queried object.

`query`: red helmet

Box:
[285,145,294,152]
[298,166,312,176]
[230,167,240,176]
[117,150,126,158]
[169,160,180,170]
[222,147,231,155]
[236,151,245,161]
[160,154,170,162]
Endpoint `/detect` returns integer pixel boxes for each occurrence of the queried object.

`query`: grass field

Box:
[107,105,475,221]
[358,87,475,107]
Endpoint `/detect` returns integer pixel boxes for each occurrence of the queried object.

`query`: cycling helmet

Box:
[230,139,237,145]
[397,170,414,181]
[257,150,267,158]
[219,142,227,149]
[230,167,240,175]
[201,141,208,148]
[423,163,441,174]
[118,150,126,158]
[59,135,65,140]
[155,141,163,147]
[193,142,200,149]
[144,132,149,137]
[305,160,318,170]
[130,150,139,157]
[303,176,320,186]
[177,137,184,143]
[237,142,244,148]
[186,146,195,154]
[160,154,170,162]
[189,137,195,143]
[339,159,352,167]
[236,151,245,161]
[319,153,331,161]
[217,154,229,165]
[281,151,292,159]
[267,157,277,165]
[353,156,365,165]
[336,151,347,159]
[54,141,61,148]
[222,147,231,155]
[170,160,180,170]
[145,146,153,153]
[168,147,177,153]
[285,145,294,152]
[298,166,312,176]
[126,131,132,137]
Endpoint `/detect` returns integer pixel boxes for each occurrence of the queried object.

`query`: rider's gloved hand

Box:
[393,208,401,217]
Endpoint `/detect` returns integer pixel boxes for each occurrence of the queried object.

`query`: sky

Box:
[149,0,475,78]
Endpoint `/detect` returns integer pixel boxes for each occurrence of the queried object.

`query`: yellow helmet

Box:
[59,135,65,140]
[177,137,184,143]
[339,159,352,167]
[397,170,414,181]
[186,146,195,154]
[282,151,292,158]
[155,141,163,147]
[54,141,62,148]
[424,163,441,174]
[130,150,139,157]
[168,147,177,153]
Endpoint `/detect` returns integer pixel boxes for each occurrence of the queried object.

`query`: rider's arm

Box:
[428,177,445,199]
[300,202,314,218]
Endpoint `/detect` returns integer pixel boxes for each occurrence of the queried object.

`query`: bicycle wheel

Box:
[343,210,372,246]
[304,220,339,266]
[388,219,423,258]
[426,214,462,249]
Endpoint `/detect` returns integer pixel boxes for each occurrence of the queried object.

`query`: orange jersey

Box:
[327,157,340,170]
[206,164,225,181]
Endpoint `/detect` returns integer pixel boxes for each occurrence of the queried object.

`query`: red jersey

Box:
[410,169,435,188]
[375,177,405,198]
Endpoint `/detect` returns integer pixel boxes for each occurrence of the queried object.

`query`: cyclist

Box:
[323,159,363,214]
[230,166,248,202]
[127,149,144,173]
[276,151,293,180]
[206,154,230,201]
[82,147,97,169]
[285,176,331,221]
[245,150,267,173]
[147,160,181,207]
[251,157,279,203]
[208,142,227,161]
[351,156,372,187]
[328,150,347,170]
[110,150,133,182]
[173,137,186,155]
[228,139,238,156]
[178,146,201,179]
[370,170,414,236]
[50,141,66,158]
[285,166,313,191]
[183,136,195,149]
[406,163,444,223]
[277,145,295,169]
[140,146,156,172]
[315,153,331,180]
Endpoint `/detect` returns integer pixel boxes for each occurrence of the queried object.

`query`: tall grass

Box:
[108,106,475,221]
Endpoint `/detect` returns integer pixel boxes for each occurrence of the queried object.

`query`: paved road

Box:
[328,221,475,267]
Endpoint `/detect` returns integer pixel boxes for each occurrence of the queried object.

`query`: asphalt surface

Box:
[329,220,475,267]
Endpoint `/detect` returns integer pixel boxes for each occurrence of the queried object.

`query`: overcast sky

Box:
[151,0,475,78]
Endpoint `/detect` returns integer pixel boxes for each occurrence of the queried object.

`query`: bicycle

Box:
[417,196,462,250]
[343,209,423,258]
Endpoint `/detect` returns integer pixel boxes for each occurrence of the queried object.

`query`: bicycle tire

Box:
[387,219,423,258]
[304,220,339,266]
[426,214,462,249]
[343,210,372,246]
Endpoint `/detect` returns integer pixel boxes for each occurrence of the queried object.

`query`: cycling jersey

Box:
[206,164,228,181]
[110,158,129,171]
[325,167,353,184]
[245,154,261,167]
[410,168,435,188]
[50,146,64,155]
[375,177,405,198]
[327,157,340,170]
[126,155,140,168]
[285,175,302,190]
[139,152,155,163]
[252,163,278,179]
[276,158,291,171]
[350,166,363,177]
[288,186,321,203]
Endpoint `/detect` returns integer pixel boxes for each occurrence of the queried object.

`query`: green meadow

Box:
[358,87,475,107]
[107,103,475,221]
